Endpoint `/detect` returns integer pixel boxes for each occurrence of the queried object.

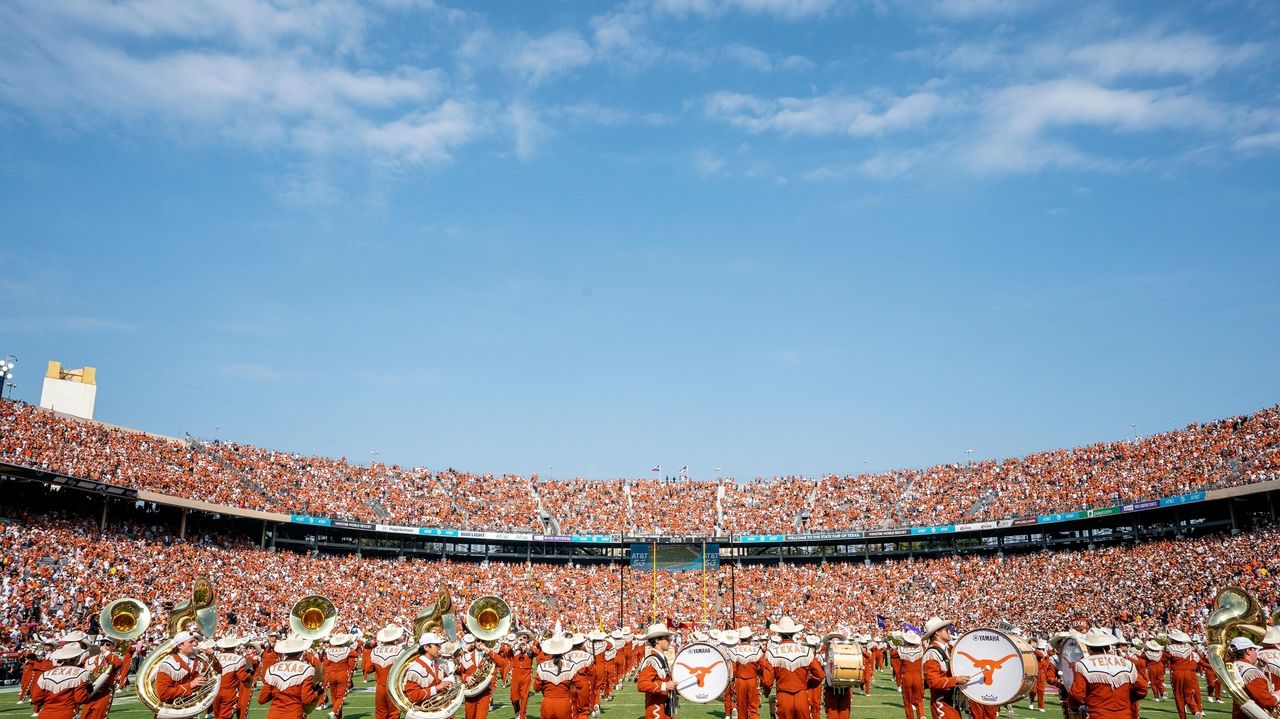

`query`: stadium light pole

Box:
[0,356,16,399]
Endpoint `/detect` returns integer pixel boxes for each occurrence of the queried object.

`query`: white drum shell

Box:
[672,642,731,704]
[950,629,1038,706]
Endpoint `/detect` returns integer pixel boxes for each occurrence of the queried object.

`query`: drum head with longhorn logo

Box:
[950,629,1038,706]
[672,642,730,703]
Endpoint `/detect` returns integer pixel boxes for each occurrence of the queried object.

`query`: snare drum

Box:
[672,642,730,704]
[824,642,864,688]
[950,628,1039,706]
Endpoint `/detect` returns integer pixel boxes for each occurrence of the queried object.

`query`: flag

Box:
[678,465,688,476]
[651,465,660,473]
[875,614,887,629]
[903,621,922,635]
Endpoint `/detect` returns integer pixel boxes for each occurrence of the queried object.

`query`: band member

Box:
[403,632,455,704]
[716,632,736,719]
[534,635,580,719]
[565,634,594,719]
[366,625,405,719]
[1227,636,1280,719]
[586,630,608,717]
[921,617,972,719]
[729,628,767,719]
[1164,630,1203,719]
[897,631,925,719]
[1029,641,1051,713]
[1069,629,1147,719]
[761,616,825,719]
[322,634,357,719]
[239,641,262,719]
[819,634,850,719]
[257,635,322,719]
[805,635,824,719]
[1257,627,1280,691]
[510,630,537,719]
[637,623,677,719]
[31,644,91,719]
[155,631,210,703]
[18,640,52,705]
[1144,640,1166,701]
[604,631,623,704]
[81,638,125,719]
[498,634,515,688]
[460,632,508,719]
[213,637,251,719]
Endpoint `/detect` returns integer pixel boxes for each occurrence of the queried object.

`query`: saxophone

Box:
[1204,586,1279,719]
[136,578,223,719]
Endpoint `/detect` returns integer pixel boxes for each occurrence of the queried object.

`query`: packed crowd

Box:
[2,400,1279,535]
[2,505,1277,653]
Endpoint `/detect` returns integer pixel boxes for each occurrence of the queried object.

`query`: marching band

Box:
[19,581,1280,719]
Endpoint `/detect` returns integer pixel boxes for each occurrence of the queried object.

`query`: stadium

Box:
[4,3,1280,719]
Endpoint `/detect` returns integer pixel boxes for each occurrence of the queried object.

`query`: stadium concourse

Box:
[0,400,1278,535]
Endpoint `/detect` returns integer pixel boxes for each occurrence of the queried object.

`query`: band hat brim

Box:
[768,617,804,634]
[587,630,608,641]
[1166,630,1192,644]
[641,623,674,641]
[376,626,405,644]
[901,631,923,646]
[216,636,242,650]
[1145,640,1162,651]
[1082,629,1120,648]
[1262,626,1280,645]
[59,631,89,644]
[51,645,86,662]
[921,617,953,640]
[1230,636,1262,652]
[541,636,571,656]
[721,634,739,646]
[275,637,309,654]
[329,634,352,646]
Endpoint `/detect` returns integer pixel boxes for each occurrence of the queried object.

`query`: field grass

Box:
[0,668,1232,719]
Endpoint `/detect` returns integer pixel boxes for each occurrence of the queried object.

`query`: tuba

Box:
[462,596,511,698]
[136,578,223,719]
[1205,587,1279,719]
[88,598,152,696]
[290,595,338,640]
[389,590,465,719]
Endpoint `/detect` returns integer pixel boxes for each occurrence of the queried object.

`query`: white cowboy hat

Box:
[541,635,571,656]
[441,642,458,657]
[51,644,86,663]
[1082,629,1120,648]
[769,616,804,635]
[1145,640,1162,651]
[1262,626,1280,645]
[902,631,922,646]
[58,630,88,645]
[328,634,352,646]
[642,623,674,641]
[692,630,709,642]
[216,636,242,650]
[275,636,309,654]
[610,629,625,640]
[1166,630,1192,644]
[462,633,476,644]
[587,629,608,641]
[721,633,739,647]
[571,633,587,646]
[418,632,445,646]
[736,626,753,640]
[921,617,953,640]
[376,625,405,644]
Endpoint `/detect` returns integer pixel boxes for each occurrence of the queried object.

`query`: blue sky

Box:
[1,0,1278,481]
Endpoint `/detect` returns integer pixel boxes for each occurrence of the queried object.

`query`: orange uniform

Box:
[1258,647,1280,691]
[257,659,323,719]
[27,656,54,710]
[365,643,403,719]
[214,651,252,719]
[534,658,581,719]
[822,684,851,719]
[239,652,260,719]
[1069,654,1148,719]
[897,644,925,719]
[1144,649,1166,700]
[155,653,204,704]
[637,649,676,719]
[80,650,124,719]
[565,648,594,719]
[460,644,509,719]
[32,665,90,719]
[1232,661,1280,719]
[321,644,358,719]
[762,640,825,719]
[402,654,454,705]
[1165,644,1202,719]
[923,641,964,719]
[510,644,536,719]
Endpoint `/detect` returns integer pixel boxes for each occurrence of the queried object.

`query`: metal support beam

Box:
[100,498,109,534]
[179,508,188,539]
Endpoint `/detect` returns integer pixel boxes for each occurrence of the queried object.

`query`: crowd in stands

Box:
[2,399,1279,535]
[1,506,1277,652]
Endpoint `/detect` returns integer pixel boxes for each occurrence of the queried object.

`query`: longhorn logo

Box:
[957,652,1018,685]
[676,660,724,687]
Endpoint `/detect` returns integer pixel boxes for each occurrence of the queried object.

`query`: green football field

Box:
[0,669,1230,719]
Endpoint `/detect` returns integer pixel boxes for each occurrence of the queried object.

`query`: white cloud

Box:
[1234,131,1280,152]
[1051,32,1261,80]
[693,149,726,177]
[509,101,549,160]
[966,80,1227,172]
[508,30,595,86]
[360,100,480,164]
[725,44,772,72]
[928,0,1037,20]
[705,91,944,137]
[780,55,816,72]
[653,0,838,20]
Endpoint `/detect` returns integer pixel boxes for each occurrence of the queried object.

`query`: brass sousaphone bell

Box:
[290,595,339,640]
[100,597,152,642]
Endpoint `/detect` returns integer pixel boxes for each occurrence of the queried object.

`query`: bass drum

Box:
[950,629,1038,706]
[824,642,864,688]
[671,641,730,704]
